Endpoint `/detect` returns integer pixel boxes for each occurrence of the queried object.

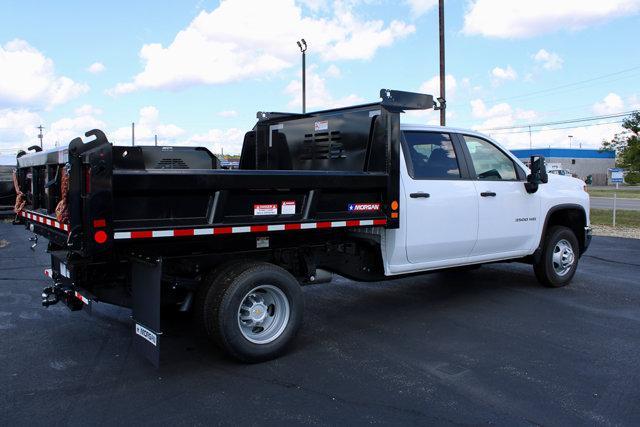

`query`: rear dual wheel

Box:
[197,261,303,362]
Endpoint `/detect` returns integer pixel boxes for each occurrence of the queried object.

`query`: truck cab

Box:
[387,124,591,279]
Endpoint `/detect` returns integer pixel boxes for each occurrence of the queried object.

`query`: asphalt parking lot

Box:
[1,222,639,426]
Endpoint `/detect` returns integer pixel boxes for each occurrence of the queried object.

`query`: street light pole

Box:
[568,134,573,149]
[297,39,307,114]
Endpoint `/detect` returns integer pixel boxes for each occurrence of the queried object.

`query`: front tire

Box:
[201,262,303,362]
[533,226,579,287]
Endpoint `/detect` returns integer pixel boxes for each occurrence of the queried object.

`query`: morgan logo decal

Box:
[348,203,380,212]
[135,323,157,346]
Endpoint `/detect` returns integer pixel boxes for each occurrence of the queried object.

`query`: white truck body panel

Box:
[382,124,590,276]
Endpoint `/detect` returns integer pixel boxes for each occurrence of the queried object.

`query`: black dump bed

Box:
[14,89,433,257]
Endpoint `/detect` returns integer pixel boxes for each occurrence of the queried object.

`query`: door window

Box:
[462,135,517,181]
[402,132,461,179]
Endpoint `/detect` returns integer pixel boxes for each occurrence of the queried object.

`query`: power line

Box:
[478,110,637,131]
[487,65,640,103]
[488,119,624,136]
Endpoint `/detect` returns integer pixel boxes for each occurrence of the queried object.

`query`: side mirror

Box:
[525,155,548,193]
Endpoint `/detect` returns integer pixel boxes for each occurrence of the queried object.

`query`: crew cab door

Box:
[458,134,540,257]
[401,131,479,267]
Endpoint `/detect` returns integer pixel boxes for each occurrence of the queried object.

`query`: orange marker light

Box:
[391,212,399,219]
[391,200,399,211]
[94,230,108,244]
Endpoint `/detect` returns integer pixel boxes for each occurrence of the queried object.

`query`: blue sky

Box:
[1,0,639,162]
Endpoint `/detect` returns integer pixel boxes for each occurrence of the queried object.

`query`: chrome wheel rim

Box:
[237,285,290,344]
[552,239,575,276]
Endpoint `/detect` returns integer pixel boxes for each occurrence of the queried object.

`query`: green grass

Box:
[588,189,640,199]
[590,208,640,228]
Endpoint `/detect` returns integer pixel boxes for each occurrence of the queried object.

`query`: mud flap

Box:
[131,257,163,368]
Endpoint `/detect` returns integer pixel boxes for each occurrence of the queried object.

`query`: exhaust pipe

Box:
[307,269,333,284]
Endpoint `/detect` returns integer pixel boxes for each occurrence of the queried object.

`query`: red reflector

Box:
[131,230,153,239]
[93,219,106,228]
[94,230,108,244]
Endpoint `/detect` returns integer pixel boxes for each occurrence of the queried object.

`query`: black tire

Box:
[193,260,246,336]
[533,225,579,287]
[201,261,303,362]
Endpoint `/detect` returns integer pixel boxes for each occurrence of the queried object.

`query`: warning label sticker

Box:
[254,204,278,216]
[348,203,380,212]
[314,120,329,131]
[281,200,296,215]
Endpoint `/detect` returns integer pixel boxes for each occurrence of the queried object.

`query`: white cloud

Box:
[217,110,238,118]
[488,123,624,150]
[87,62,106,74]
[298,0,328,12]
[471,99,512,119]
[405,0,438,16]
[491,65,517,82]
[75,104,103,116]
[401,75,456,124]
[592,93,625,115]
[47,111,107,147]
[463,0,640,38]
[418,74,457,98]
[285,64,364,110]
[533,49,563,70]
[0,39,89,109]
[109,0,414,94]
[325,64,341,78]
[470,97,626,150]
[111,106,185,145]
[0,105,107,154]
[179,128,246,154]
[0,108,42,155]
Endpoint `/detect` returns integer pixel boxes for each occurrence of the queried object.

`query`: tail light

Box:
[94,230,107,244]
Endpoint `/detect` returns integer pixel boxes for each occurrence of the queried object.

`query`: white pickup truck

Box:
[14,90,591,364]
[390,124,590,283]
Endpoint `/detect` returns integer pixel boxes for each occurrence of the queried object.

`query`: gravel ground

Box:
[592,224,640,239]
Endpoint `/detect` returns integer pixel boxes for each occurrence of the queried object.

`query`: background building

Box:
[511,148,615,185]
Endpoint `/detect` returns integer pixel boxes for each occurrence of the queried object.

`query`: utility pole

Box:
[154,134,158,146]
[528,125,532,149]
[438,0,446,126]
[297,39,307,114]
[132,122,135,146]
[37,125,44,149]
[568,134,573,149]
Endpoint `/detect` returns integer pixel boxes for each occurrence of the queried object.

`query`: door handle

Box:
[410,192,430,198]
[480,191,496,197]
